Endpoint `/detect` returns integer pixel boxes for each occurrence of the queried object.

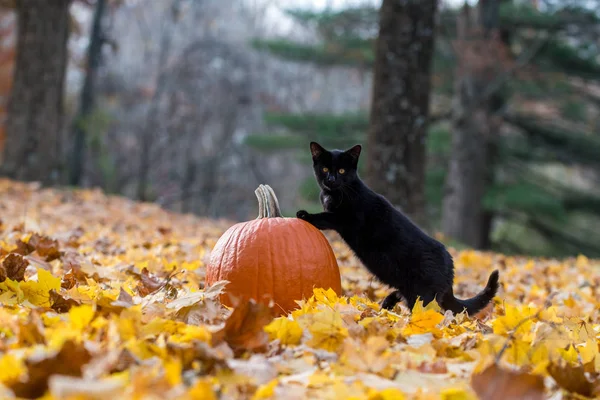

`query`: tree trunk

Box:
[2,0,70,185]
[366,0,438,228]
[137,0,183,201]
[441,0,506,248]
[69,0,107,186]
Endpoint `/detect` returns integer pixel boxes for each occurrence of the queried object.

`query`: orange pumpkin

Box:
[205,184,341,315]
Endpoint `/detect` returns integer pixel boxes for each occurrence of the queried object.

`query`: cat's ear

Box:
[346,144,362,161]
[310,142,325,159]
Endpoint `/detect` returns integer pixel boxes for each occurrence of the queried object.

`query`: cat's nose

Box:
[327,175,336,184]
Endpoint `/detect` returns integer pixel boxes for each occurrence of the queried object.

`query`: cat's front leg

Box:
[296,210,339,231]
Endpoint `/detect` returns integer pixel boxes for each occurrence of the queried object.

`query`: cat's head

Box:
[309,141,362,190]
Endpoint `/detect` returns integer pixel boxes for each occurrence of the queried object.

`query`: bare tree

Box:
[366,0,438,227]
[69,0,107,186]
[136,0,184,201]
[2,0,70,184]
[441,0,508,248]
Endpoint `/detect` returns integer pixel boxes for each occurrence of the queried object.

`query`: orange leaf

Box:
[211,297,274,355]
[471,363,545,400]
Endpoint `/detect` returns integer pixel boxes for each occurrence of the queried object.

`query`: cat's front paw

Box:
[296,210,310,220]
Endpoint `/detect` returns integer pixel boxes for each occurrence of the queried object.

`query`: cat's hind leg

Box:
[381,290,403,310]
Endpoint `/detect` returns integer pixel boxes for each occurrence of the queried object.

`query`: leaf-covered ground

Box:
[0,179,598,400]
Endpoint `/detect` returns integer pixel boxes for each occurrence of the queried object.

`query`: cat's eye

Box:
[339,169,346,174]
[322,167,329,173]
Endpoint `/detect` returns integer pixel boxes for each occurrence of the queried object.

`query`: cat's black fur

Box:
[296,142,499,314]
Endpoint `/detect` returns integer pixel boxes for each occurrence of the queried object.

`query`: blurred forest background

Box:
[0,0,599,258]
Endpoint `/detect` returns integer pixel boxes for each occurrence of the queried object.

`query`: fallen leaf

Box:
[471,363,545,400]
[402,309,444,337]
[137,267,163,297]
[8,340,92,398]
[49,289,80,313]
[264,317,303,346]
[303,309,349,353]
[3,253,28,281]
[20,268,61,307]
[417,360,448,374]
[29,234,61,261]
[60,270,77,289]
[211,298,274,354]
[547,361,599,398]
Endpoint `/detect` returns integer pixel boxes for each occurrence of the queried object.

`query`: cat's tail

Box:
[441,270,499,315]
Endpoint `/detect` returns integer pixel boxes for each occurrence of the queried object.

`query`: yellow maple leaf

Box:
[252,379,279,400]
[341,336,393,376]
[304,309,349,352]
[367,388,406,400]
[187,378,217,400]
[402,308,444,337]
[559,344,578,364]
[563,295,577,308]
[349,295,380,311]
[529,342,550,374]
[492,304,535,337]
[0,278,23,305]
[68,304,95,332]
[173,324,211,344]
[412,297,442,314]
[539,306,562,323]
[504,339,532,366]
[164,357,182,386]
[313,287,347,307]
[440,387,475,400]
[20,268,61,307]
[0,353,26,385]
[578,338,599,369]
[264,317,303,346]
[308,371,335,388]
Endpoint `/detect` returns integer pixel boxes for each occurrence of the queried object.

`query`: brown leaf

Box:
[50,289,81,313]
[84,348,139,379]
[417,360,448,374]
[9,340,92,399]
[29,233,61,261]
[136,267,162,297]
[211,297,274,355]
[3,253,28,281]
[0,262,5,282]
[167,341,233,373]
[157,226,171,235]
[61,270,77,289]
[471,363,545,400]
[547,361,599,398]
[17,311,46,347]
[111,287,134,308]
[15,238,34,255]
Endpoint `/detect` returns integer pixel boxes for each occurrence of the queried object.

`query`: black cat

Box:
[296,142,499,314]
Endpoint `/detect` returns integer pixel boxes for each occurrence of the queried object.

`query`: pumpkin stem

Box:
[255,184,283,218]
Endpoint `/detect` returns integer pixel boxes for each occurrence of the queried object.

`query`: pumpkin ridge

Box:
[234,222,245,304]
[216,226,233,285]
[268,219,274,312]
[299,221,304,306]
[255,219,261,305]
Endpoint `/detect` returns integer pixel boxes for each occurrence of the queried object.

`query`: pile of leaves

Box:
[0,179,598,399]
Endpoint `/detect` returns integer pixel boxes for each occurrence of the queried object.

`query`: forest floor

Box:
[0,179,598,399]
